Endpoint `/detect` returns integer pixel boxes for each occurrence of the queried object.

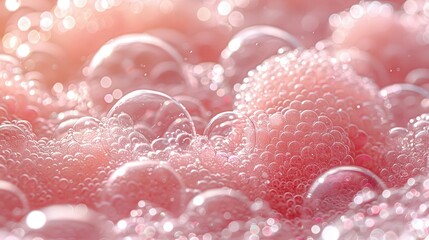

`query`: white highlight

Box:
[217,1,232,16]
[5,0,21,11]
[26,211,47,229]
[322,225,340,240]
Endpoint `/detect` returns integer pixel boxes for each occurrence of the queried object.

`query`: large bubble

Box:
[381,83,429,127]
[101,160,185,220]
[86,34,189,108]
[0,180,29,226]
[203,111,256,156]
[22,204,114,239]
[303,166,387,221]
[106,90,196,150]
[220,25,302,88]
[181,188,254,233]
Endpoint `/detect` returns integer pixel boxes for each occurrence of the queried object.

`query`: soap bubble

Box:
[0,123,29,152]
[146,28,199,64]
[71,116,100,144]
[23,204,114,239]
[88,34,185,79]
[101,160,185,220]
[405,68,429,90]
[220,25,302,88]
[0,180,29,226]
[381,83,429,127]
[334,48,390,87]
[304,166,387,221]
[107,90,195,150]
[203,111,255,155]
[181,188,253,233]
[86,34,190,108]
[21,42,69,87]
[53,110,86,139]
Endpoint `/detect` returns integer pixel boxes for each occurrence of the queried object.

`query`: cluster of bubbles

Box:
[2,0,429,239]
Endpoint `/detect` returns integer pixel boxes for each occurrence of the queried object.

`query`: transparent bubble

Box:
[0,54,20,69]
[21,42,69,87]
[220,25,302,87]
[100,113,151,161]
[0,180,29,226]
[86,34,189,106]
[203,111,255,155]
[185,62,234,114]
[381,83,429,127]
[174,95,211,120]
[334,48,389,86]
[115,201,175,238]
[181,188,253,233]
[102,160,185,220]
[71,116,100,144]
[387,127,410,151]
[106,90,195,149]
[145,28,199,64]
[324,175,429,239]
[0,54,23,82]
[405,68,429,90]
[0,229,21,239]
[87,34,185,75]
[23,204,114,239]
[304,166,387,220]
[53,110,86,139]
[174,95,211,135]
[186,62,229,94]
[0,123,29,152]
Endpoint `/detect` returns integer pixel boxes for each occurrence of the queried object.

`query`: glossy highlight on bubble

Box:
[304,166,387,220]
[107,89,196,149]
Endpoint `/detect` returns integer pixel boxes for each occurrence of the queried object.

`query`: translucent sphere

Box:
[304,166,387,220]
[220,25,302,88]
[102,160,185,220]
[71,116,100,144]
[203,111,255,155]
[381,83,429,127]
[86,34,189,108]
[22,204,114,239]
[0,123,29,152]
[181,188,253,233]
[0,180,29,226]
[334,48,390,87]
[106,90,196,150]
[405,68,429,90]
